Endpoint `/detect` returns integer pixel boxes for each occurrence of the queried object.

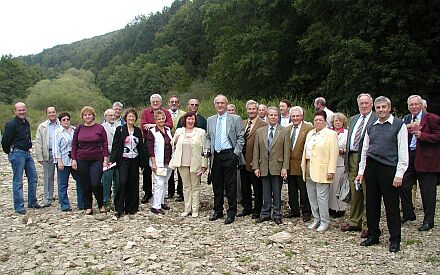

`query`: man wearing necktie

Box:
[205,94,244,224]
[253,107,289,225]
[341,93,377,238]
[404,95,440,231]
[237,100,267,219]
[285,106,313,221]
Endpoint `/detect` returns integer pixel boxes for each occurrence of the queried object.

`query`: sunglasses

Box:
[61,118,70,121]
[190,104,199,106]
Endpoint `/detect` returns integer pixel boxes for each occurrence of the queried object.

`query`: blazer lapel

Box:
[270,125,282,149]
[262,125,269,151]
[226,114,233,136]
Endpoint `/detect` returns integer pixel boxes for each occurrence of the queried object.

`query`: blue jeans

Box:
[8,149,38,212]
[57,165,80,211]
[102,168,119,204]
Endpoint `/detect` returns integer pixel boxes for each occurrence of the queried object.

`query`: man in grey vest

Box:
[356,96,408,253]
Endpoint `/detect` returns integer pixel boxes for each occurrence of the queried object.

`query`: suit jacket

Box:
[171,127,208,173]
[35,119,60,161]
[110,125,146,169]
[414,112,440,172]
[169,109,186,134]
[242,118,267,172]
[404,111,426,145]
[205,113,245,168]
[252,125,290,177]
[286,122,313,175]
[301,127,338,183]
[344,112,377,172]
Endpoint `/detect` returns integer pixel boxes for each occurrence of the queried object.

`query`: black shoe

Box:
[175,196,184,202]
[115,212,122,219]
[401,216,416,224]
[237,211,252,217]
[29,204,42,209]
[302,214,312,222]
[224,216,235,224]
[141,194,152,204]
[251,213,260,219]
[284,212,300,218]
[360,238,379,246]
[151,208,165,215]
[43,203,52,208]
[62,208,72,212]
[161,204,170,210]
[209,212,224,221]
[256,217,271,223]
[274,218,283,225]
[418,223,434,231]
[165,195,174,199]
[17,210,26,215]
[389,242,400,253]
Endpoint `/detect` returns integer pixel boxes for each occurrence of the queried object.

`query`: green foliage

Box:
[0,55,43,104]
[25,68,111,121]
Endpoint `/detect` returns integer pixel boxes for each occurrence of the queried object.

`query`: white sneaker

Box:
[316,224,329,232]
[181,212,190,217]
[192,213,199,218]
[308,220,320,229]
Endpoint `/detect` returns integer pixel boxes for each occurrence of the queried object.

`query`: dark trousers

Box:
[365,157,401,243]
[212,149,238,217]
[287,175,311,216]
[77,159,104,209]
[400,150,417,219]
[240,168,263,214]
[142,164,153,197]
[115,158,140,214]
[261,174,282,219]
[168,169,183,197]
[419,172,438,226]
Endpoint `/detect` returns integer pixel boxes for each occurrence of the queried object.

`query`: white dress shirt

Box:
[358,115,409,178]
[349,111,373,151]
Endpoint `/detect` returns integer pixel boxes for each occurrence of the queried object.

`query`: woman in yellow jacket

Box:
[171,112,208,217]
[301,110,339,232]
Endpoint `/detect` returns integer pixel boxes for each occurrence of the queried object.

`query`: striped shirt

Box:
[52,125,75,166]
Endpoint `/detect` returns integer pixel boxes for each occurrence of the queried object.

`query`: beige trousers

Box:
[178,167,202,214]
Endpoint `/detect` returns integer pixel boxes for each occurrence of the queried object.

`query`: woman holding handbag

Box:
[171,112,208,218]
[110,108,146,219]
[146,110,173,214]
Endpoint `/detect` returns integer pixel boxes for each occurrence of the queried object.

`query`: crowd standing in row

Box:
[1,93,439,253]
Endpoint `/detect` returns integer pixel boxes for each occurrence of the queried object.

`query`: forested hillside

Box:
[2,0,439,116]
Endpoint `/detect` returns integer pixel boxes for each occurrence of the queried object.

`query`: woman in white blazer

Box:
[171,112,208,217]
[301,110,339,232]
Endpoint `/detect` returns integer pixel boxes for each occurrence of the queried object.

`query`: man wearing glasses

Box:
[177,98,207,130]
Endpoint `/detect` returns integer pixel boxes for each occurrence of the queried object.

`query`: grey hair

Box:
[214,94,228,105]
[421,99,427,108]
[150,94,162,102]
[314,97,326,106]
[374,96,391,108]
[112,102,123,108]
[246,100,258,108]
[267,106,279,113]
[290,106,304,116]
[258,104,267,110]
[104,108,115,118]
[357,93,373,104]
[227,104,236,110]
[407,95,423,105]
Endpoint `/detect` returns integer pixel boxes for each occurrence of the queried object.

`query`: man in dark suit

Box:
[412,97,440,231]
[341,93,377,238]
[205,94,245,224]
[253,107,290,225]
[400,95,425,224]
[285,106,313,222]
[238,100,267,219]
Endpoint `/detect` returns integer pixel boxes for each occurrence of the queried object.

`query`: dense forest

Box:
[1,0,439,117]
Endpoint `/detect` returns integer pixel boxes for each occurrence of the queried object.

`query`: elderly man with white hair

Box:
[101,108,118,208]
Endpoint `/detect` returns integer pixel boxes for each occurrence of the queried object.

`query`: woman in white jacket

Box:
[171,112,208,217]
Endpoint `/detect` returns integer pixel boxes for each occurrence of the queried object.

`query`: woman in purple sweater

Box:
[71,106,109,215]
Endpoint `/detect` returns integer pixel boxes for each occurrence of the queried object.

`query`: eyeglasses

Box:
[190,104,199,106]
[61,118,70,121]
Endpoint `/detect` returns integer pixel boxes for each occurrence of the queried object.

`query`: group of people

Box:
[1,92,439,253]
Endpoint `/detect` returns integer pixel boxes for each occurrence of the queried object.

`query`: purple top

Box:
[71,123,108,160]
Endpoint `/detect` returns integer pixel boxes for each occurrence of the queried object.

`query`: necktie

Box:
[244,120,252,141]
[215,116,223,152]
[268,126,274,146]
[353,115,366,151]
[291,126,298,149]
[412,116,417,122]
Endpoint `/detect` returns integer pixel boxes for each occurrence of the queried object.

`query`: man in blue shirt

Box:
[2,102,41,214]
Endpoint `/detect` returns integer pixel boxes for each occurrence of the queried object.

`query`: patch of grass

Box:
[222,271,231,275]
[406,239,422,245]
[314,240,329,246]
[239,256,252,265]
[284,251,298,259]
[83,242,90,248]
[426,256,440,264]
[272,227,283,234]
[278,265,290,274]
